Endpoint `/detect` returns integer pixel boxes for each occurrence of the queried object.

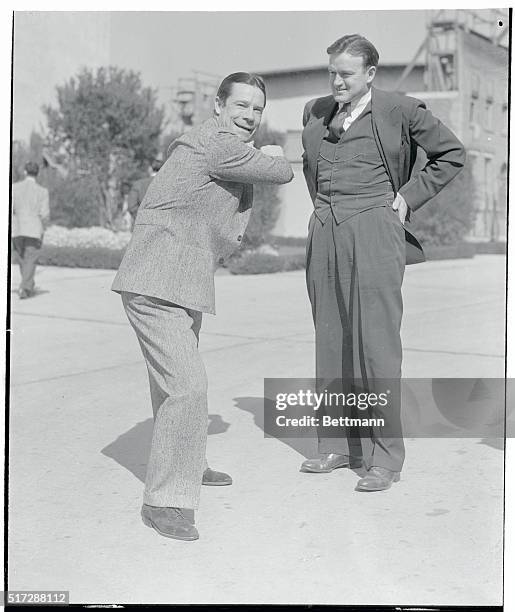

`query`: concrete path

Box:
[8,255,506,605]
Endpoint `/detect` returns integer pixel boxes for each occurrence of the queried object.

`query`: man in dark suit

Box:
[300,34,465,491]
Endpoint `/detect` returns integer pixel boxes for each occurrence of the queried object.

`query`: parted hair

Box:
[327,34,379,68]
[216,72,267,106]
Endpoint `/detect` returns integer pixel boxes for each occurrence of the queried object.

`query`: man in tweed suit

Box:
[112,72,293,540]
[300,35,465,491]
[12,161,50,299]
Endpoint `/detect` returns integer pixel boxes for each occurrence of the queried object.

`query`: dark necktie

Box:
[337,103,351,134]
[327,104,350,142]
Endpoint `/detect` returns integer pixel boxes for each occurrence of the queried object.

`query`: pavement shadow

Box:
[233,396,318,460]
[101,413,231,483]
[478,438,504,450]
[10,288,50,297]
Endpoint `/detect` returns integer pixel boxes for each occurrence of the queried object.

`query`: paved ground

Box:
[8,255,506,605]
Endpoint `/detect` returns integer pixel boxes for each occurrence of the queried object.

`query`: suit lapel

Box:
[305,97,337,180]
[371,87,402,193]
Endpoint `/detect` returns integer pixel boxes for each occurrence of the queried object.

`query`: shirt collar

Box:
[339,88,371,116]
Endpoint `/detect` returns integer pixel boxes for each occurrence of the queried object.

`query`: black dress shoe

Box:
[202,468,232,486]
[355,467,400,492]
[141,504,199,540]
[300,453,362,473]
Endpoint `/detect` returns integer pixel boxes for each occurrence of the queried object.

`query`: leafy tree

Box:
[409,159,476,246]
[11,140,28,183]
[43,66,165,227]
[242,123,286,248]
[11,131,45,183]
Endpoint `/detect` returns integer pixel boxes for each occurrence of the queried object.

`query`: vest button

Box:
[237,235,242,241]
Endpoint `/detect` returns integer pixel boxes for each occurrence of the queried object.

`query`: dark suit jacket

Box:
[302,87,466,263]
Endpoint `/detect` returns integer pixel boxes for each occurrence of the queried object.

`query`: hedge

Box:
[37,245,126,269]
[11,240,502,275]
[227,251,305,275]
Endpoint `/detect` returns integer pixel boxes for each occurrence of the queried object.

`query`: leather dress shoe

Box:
[202,468,232,486]
[300,453,362,473]
[355,467,400,492]
[141,504,199,540]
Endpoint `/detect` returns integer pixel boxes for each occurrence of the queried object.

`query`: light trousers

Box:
[121,292,208,509]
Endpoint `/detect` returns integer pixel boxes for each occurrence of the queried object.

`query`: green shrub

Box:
[47,173,101,228]
[37,245,126,269]
[242,124,286,249]
[44,225,131,249]
[228,251,305,275]
[423,243,475,260]
[243,183,283,248]
[271,235,308,248]
[409,159,476,247]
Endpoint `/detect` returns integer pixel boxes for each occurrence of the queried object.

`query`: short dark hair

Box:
[216,72,267,106]
[327,34,379,69]
[150,158,163,173]
[25,161,39,177]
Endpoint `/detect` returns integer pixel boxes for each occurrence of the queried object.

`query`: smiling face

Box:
[214,83,265,142]
[328,51,376,106]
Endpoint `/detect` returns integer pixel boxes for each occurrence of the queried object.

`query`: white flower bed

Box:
[44,225,131,250]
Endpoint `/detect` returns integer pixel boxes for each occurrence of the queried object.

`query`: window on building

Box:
[467,152,484,239]
[486,80,494,101]
[469,72,480,126]
[485,100,494,131]
[469,99,476,124]
[501,102,508,136]
[471,73,481,98]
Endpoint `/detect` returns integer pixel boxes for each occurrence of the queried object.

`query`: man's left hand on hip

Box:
[392,193,409,225]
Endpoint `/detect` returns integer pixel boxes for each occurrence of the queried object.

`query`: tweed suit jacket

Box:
[112,118,293,314]
[11,177,50,239]
[302,87,466,263]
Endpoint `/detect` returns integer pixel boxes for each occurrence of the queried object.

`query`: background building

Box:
[170,9,508,241]
[264,9,509,240]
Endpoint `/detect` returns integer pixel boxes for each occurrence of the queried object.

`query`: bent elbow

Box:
[283,167,294,184]
[275,160,294,184]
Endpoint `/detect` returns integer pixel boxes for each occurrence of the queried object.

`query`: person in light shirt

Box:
[11,161,50,299]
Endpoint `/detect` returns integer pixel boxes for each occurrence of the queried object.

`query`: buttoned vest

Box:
[315,104,394,223]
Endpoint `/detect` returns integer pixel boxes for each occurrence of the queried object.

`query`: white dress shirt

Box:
[339,89,372,132]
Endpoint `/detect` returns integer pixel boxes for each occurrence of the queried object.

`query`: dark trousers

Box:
[12,236,42,293]
[306,206,405,472]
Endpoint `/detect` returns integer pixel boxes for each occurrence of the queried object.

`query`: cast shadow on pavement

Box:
[234,396,368,477]
[101,413,230,483]
[10,288,50,297]
[234,395,338,463]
